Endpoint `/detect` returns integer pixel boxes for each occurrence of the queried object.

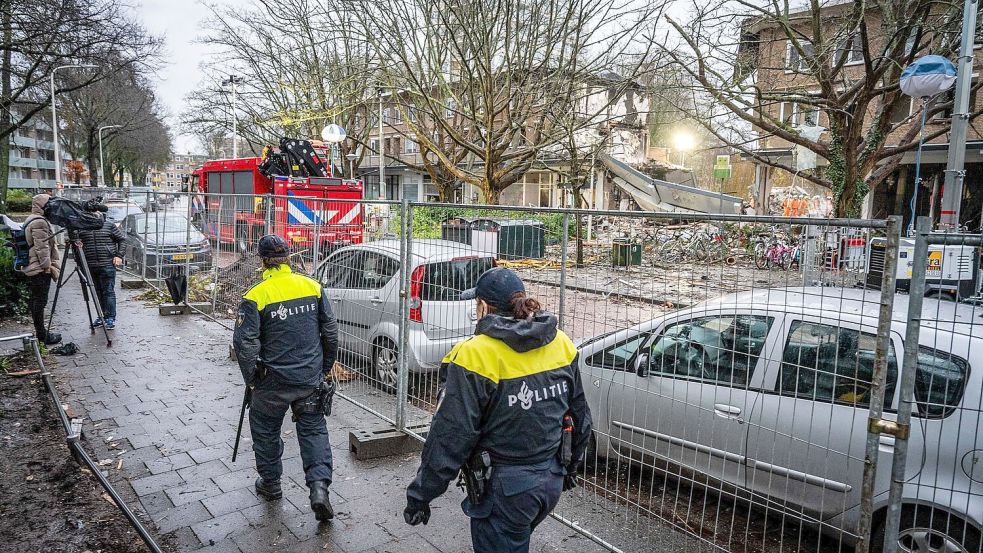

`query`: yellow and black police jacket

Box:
[233,265,339,387]
[407,312,593,507]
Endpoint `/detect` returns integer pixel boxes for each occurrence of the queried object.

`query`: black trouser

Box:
[27,273,52,340]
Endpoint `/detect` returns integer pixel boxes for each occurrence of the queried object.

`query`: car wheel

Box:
[372,338,399,393]
[871,507,981,553]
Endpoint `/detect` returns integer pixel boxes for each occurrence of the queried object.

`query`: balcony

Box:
[9,156,37,169]
[11,134,36,148]
[8,176,54,190]
[37,159,56,170]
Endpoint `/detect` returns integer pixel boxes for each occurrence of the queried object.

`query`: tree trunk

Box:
[86,130,99,186]
[0,3,12,208]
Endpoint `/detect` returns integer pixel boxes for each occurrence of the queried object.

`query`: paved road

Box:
[32,262,712,552]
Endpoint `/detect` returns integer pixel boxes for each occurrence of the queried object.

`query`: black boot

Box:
[43,331,62,345]
[309,480,333,521]
[255,477,282,500]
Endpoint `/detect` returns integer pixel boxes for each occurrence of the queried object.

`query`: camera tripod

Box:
[47,229,112,347]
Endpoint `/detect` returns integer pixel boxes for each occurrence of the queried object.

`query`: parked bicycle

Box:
[754,232,799,270]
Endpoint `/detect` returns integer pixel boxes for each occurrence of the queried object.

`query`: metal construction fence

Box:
[58,187,983,553]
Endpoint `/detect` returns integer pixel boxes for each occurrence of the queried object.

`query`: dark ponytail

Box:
[508,292,541,320]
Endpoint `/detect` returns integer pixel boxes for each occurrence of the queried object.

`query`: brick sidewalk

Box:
[43,277,606,552]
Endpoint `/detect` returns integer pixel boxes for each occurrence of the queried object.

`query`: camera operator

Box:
[22,194,61,345]
[77,213,124,330]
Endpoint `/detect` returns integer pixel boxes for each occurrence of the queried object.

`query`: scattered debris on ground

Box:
[0,353,156,553]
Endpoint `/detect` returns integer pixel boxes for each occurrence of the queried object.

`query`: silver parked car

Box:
[314,239,495,389]
[579,287,982,551]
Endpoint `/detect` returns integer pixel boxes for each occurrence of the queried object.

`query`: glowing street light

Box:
[672,130,696,167]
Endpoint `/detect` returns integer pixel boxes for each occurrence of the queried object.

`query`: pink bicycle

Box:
[754,236,798,270]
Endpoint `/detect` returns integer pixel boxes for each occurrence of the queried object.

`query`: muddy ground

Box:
[0,350,155,553]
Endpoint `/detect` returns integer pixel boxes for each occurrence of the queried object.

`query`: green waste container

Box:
[611,238,642,267]
[441,217,473,245]
[471,218,545,260]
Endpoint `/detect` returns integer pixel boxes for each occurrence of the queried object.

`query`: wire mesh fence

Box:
[878,218,983,553]
[75,189,983,553]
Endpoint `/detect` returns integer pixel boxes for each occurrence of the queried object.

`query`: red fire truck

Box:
[191,142,363,253]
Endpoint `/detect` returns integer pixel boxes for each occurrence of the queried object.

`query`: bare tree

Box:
[59,68,170,186]
[0,0,161,202]
[182,0,376,176]
[354,0,661,204]
[661,0,976,217]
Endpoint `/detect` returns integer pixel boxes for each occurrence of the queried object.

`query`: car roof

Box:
[685,286,983,339]
[339,239,491,262]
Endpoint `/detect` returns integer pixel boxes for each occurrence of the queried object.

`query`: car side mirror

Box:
[635,353,650,377]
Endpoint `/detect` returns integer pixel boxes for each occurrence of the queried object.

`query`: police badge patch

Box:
[236,312,245,327]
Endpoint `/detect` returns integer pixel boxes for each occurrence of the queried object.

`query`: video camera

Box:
[43,196,107,232]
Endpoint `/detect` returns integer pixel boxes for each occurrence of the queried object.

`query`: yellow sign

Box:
[172,253,192,260]
[908,251,943,278]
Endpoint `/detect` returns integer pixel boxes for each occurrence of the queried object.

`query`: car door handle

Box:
[713,404,743,422]
[370,296,383,305]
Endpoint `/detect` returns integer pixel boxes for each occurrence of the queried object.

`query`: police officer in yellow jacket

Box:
[404,267,593,552]
[233,235,339,521]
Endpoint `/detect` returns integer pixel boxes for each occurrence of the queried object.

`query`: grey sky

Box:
[139,0,229,155]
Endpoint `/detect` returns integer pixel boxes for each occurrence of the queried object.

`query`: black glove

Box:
[563,474,578,492]
[403,502,431,526]
[250,362,268,385]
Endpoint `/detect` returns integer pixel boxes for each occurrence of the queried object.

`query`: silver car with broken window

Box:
[314,239,495,390]
[579,287,982,551]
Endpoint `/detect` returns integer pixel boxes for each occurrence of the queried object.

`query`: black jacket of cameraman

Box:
[78,220,125,269]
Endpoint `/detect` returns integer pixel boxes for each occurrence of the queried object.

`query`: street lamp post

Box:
[98,124,122,187]
[222,75,243,158]
[346,152,357,180]
[50,64,98,188]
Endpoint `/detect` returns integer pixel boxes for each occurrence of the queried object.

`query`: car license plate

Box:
[172,253,192,260]
[291,235,305,242]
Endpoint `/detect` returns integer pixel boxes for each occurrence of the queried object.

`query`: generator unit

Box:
[866,236,980,299]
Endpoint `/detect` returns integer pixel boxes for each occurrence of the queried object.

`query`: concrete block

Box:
[158,304,187,316]
[158,302,214,316]
[188,302,213,314]
[121,279,147,289]
[349,423,428,460]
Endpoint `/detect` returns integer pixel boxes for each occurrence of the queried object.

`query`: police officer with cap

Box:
[403,267,593,552]
[233,235,339,521]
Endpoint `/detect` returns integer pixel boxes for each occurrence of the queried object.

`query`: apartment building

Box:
[150,153,208,190]
[744,3,983,223]
[7,117,60,191]
[359,76,651,209]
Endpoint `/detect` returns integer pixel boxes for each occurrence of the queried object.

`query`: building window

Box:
[370,138,380,153]
[786,40,815,72]
[445,98,456,119]
[406,138,418,153]
[889,96,913,124]
[779,101,820,127]
[835,34,863,65]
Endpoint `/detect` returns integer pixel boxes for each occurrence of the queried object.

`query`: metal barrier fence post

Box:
[880,216,930,553]
[211,195,222,313]
[856,215,901,553]
[140,191,149,281]
[802,224,817,286]
[264,193,273,235]
[558,212,570,330]
[395,199,413,432]
[184,192,193,297]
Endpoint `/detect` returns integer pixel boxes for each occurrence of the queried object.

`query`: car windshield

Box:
[106,205,141,222]
[131,215,192,234]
